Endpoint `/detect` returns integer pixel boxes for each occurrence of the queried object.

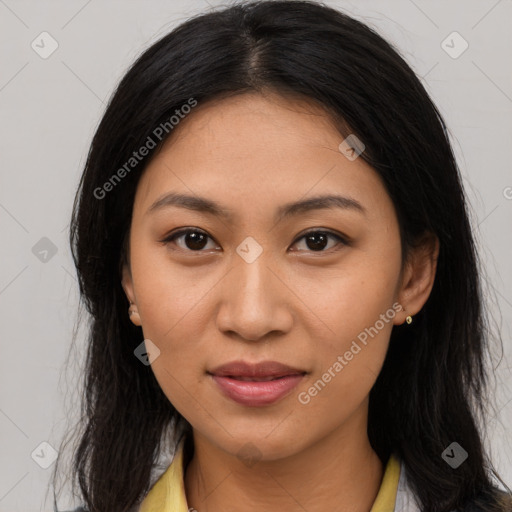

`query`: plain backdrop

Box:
[0,0,511,510]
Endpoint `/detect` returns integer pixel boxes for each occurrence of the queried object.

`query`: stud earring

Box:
[406,315,413,324]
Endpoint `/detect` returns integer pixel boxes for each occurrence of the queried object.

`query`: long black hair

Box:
[52,1,511,511]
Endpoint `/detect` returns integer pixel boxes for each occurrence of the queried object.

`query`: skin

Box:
[122,90,439,512]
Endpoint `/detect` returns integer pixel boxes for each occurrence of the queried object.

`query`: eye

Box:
[291,230,348,252]
[160,228,220,252]
[161,228,347,253]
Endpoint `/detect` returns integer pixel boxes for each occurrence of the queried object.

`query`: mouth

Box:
[208,360,307,407]
[209,360,306,379]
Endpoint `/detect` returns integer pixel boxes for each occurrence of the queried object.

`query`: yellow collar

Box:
[140,440,401,512]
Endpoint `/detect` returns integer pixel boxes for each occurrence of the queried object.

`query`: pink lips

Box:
[208,360,306,407]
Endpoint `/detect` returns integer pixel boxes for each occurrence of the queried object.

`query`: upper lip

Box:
[209,360,306,378]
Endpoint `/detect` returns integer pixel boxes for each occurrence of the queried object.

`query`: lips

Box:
[208,360,307,407]
[209,360,306,379]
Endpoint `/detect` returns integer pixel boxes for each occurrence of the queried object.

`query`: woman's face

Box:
[122,92,426,460]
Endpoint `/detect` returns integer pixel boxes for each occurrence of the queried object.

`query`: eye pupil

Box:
[305,233,328,251]
[186,231,208,250]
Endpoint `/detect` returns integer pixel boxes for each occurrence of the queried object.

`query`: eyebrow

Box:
[146,192,366,222]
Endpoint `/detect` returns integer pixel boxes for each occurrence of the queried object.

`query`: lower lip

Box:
[211,374,305,407]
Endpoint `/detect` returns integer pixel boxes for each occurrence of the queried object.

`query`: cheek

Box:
[296,248,401,412]
[130,237,212,340]
[307,248,401,346]
[296,302,395,426]
[129,241,216,408]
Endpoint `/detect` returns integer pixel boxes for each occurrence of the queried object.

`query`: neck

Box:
[184,408,384,512]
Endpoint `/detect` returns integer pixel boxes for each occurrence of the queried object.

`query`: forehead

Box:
[133,92,395,223]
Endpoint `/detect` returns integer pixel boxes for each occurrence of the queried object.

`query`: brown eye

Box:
[292,230,347,252]
[162,229,219,251]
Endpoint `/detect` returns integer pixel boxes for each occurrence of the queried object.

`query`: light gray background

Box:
[1,0,511,510]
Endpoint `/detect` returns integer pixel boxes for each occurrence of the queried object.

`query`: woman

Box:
[54,1,512,511]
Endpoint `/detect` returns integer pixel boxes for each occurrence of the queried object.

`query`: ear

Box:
[394,232,440,325]
[121,262,142,327]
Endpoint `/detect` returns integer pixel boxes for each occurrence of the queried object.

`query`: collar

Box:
[139,439,402,512]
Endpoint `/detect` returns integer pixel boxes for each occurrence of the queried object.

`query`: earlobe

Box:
[128,301,142,326]
[394,232,440,326]
[121,263,142,327]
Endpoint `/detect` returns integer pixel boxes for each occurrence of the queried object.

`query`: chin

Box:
[211,428,308,464]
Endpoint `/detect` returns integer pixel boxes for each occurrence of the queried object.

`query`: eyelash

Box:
[160,228,349,253]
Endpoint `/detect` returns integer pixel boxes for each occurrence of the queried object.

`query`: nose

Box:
[215,250,294,342]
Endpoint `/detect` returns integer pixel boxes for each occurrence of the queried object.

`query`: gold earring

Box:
[406,315,413,324]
